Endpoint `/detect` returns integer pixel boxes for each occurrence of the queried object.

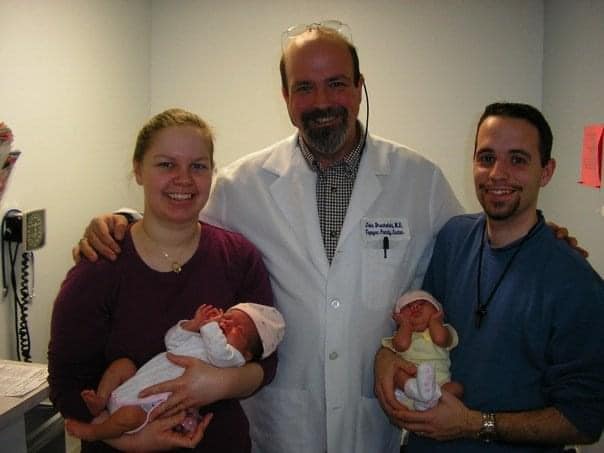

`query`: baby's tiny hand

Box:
[397,315,413,332]
[197,304,223,322]
[392,312,406,326]
[430,310,444,323]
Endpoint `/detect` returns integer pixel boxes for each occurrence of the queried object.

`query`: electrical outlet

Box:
[23,209,45,251]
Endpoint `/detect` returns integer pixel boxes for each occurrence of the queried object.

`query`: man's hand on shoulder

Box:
[71,213,129,263]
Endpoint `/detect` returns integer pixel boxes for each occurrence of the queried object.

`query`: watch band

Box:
[478,412,497,442]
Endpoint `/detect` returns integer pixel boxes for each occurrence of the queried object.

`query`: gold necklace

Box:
[160,250,183,274]
[140,223,200,274]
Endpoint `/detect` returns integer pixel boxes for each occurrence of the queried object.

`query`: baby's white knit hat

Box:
[231,303,286,359]
[394,290,442,314]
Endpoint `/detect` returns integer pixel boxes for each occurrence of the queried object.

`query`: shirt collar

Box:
[482,210,546,251]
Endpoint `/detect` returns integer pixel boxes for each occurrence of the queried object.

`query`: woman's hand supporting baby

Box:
[139,353,265,419]
[104,410,213,451]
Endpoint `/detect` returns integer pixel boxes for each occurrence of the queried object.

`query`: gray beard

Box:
[301,107,349,156]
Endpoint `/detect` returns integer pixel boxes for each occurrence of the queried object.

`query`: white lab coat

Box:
[201,133,462,453]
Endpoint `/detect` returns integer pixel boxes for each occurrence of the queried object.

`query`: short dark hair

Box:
[475,102,553,166]
[279,34,361,94]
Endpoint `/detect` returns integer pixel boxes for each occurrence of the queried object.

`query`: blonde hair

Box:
[133,108,214,167]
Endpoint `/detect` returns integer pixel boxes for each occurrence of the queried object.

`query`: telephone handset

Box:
[1,208,46,362]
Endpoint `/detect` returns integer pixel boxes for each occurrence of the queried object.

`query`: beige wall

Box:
[542,0,604,277]
[0,0,149,360]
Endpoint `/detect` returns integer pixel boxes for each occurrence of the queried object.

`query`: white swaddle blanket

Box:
[107,321,245,432]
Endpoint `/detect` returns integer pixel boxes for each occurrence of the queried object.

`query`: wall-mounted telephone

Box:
[1,208,46,362]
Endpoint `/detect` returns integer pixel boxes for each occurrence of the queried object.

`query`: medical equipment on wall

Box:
[1,208,46,362]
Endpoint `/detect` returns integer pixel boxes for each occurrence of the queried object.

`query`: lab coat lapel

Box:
[264,136,330,276]
[338,137,388,249]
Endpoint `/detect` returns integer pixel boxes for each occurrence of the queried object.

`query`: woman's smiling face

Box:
[135,125,213,225]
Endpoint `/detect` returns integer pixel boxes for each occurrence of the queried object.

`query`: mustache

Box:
[301,106,347,125]
[479,184,523,192]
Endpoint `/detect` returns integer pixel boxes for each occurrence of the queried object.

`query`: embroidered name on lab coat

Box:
[362,217,410,248]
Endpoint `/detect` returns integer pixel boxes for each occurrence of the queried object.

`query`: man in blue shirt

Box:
[375,102,604,452]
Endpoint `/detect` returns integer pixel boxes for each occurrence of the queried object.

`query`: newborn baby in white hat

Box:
[381,290,462,410]
[65,302,286,441]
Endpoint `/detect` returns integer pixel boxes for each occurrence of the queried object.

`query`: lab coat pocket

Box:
[242,386,313,453]
[361,239,409,310]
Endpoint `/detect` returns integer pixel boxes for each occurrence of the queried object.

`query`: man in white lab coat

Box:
[79,23,462,453]
[201,25,462,453]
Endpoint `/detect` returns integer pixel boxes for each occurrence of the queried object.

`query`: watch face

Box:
[479,413,497,442]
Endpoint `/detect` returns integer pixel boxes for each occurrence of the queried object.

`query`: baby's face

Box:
[218,309,258,360]
[399,300,437,332]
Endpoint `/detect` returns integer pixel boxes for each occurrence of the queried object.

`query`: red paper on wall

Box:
[578,124,603,189]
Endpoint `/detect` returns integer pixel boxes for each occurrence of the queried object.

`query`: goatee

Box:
[301,106,349,156]
[482,199,521,221]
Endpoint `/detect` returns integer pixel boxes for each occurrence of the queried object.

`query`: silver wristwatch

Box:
[477,412,497,442]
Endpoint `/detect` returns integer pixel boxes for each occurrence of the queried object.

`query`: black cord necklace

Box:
[474,218,540,328]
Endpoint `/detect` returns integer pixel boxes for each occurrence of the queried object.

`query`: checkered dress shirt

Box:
[298,128,364,264]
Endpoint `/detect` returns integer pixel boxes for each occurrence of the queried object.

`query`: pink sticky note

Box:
[578,124,603,189]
